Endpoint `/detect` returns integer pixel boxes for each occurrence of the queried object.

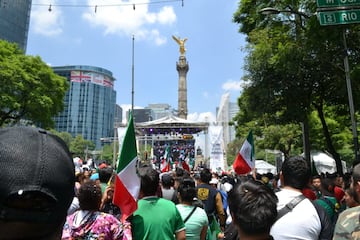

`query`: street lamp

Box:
[259,7,312,19]
[259,7,283,15]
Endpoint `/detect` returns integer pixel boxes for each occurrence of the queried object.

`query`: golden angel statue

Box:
[172,35,188,55]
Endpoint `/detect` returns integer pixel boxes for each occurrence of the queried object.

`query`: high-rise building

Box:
[127,108,154,123]
[216,93,239,148]
[53,65,116,149]
[0,0,32,52]
[115,104,123,125]
[147,103,174,120]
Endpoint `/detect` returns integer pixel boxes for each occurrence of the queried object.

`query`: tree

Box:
[70,135,95,161]
[101,144,115,164]
[0,40,68,128]
[50,130,73,147]
[258,124,302,159]
[226,138,244,166]
[233,1,360,173]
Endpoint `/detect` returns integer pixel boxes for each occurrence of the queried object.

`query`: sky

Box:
[27,0,247,124]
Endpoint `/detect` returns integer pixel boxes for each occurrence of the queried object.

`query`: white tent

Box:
[255,160,277,174]
[311,151,347,174]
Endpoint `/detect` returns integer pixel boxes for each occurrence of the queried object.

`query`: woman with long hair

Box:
[62,180,125,240]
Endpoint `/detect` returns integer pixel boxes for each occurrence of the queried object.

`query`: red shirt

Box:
[334,186,345,203]
[302,187,317,200]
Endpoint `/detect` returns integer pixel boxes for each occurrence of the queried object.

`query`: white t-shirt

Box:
[270,188,321,240]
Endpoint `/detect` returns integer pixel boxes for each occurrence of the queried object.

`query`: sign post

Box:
[318,9,360,25]
[317,0,360,8]
[316,0,360,162]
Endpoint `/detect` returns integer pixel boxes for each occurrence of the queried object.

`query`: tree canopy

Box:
[232,1,360,171]
[0,40,68,128]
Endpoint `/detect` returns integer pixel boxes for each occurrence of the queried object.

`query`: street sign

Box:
[318,9,360,25]
[317,0,360,8]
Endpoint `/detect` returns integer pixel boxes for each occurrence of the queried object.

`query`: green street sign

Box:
[318,9,360,25]
[317,0,360,8]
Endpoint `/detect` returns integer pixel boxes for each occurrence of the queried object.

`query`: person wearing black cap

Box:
[0,126,76,239]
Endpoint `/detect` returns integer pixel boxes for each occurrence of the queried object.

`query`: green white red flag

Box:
[160,146,171,172]
[233,130,255,175]
[113,113,140,222]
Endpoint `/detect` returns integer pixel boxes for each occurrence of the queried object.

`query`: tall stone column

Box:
[176,55,189,119]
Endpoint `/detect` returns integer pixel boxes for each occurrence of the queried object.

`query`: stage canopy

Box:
[135,114,209,136]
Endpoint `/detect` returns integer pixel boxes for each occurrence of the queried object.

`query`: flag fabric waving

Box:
[233,130,255,175]
[161,146,171,173]
[181,160,190,172]
[113,113,140,222]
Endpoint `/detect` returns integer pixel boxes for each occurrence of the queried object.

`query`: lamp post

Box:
[259,7,311,19]
[342,30,360,162]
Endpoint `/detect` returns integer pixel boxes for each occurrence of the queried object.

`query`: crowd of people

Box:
[2,125,360,239]
[153,140,196,169]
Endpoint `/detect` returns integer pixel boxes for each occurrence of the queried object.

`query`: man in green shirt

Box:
[131,166,186,240]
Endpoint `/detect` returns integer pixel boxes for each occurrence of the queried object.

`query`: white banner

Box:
[208,125,225,172]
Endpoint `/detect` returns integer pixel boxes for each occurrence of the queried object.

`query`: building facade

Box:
[127,108,154,123]
[115,104,123,125]
[216,93,239,148]
[0,0,32,52]
[147,103,175,120]
[53,65,116,149]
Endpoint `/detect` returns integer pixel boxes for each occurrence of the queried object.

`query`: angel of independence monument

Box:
[172,35,189,119]
[135,36,209,170]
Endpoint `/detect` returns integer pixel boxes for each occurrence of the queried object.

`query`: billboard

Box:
[70,71,114,88]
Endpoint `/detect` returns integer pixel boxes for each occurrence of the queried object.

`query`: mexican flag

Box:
[160,146,171,172]
[233,130,255,175]
[113,113,140,222]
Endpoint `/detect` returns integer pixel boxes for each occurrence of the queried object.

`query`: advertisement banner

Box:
[208,125,225,172]
[70,71,114,88]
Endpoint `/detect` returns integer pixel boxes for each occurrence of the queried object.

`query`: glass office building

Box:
[53,65,116,149]
[0,0,32,52]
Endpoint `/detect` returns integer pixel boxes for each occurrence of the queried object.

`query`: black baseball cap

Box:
[0,126,75,223]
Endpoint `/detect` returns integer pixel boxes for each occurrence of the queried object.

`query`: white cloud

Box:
[157,6,177,25]
[188,112,215,123]
[222,79,242,91]
[152,30,167,45]
[30,0,63,37]
[82,0,176,45]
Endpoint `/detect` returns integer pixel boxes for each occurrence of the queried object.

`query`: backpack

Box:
[317,196,340,224]
[312,200,334,240]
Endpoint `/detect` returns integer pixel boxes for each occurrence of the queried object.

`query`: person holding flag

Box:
[131,165,186,240]
[233,130,255,175]
[161,145,172,173]
[113,113,141,223]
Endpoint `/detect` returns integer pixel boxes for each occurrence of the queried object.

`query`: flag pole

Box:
[131,34,135,113]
